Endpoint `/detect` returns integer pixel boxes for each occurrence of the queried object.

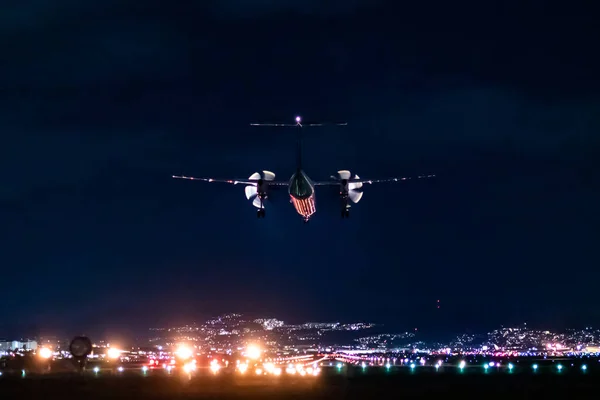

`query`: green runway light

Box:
[581,364,587,372]
[508,363,514,372]
[557,364,563,372]
[532,364,538,371]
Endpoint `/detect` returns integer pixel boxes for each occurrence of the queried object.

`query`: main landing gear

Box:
[257,209,266,218]
[341,209,350,218]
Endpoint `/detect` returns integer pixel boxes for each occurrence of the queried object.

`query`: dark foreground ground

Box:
[1,372,599,399]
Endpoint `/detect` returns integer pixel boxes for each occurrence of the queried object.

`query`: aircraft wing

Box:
[172,175,289,186]
[313,174,435,185]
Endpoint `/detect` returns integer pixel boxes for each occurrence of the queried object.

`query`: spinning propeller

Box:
[244,170,276,208]
[331,170,364,204]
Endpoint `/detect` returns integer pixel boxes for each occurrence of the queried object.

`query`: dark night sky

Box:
[1,0,599,339]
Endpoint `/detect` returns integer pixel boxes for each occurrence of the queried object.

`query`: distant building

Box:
[0,340,38,351]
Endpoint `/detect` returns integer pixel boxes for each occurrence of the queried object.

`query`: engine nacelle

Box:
[244,171,275,208]
[334,171,363,204]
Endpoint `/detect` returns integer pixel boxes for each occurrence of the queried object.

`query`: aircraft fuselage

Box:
[289,169,316,222]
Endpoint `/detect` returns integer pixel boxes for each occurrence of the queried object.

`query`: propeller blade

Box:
[245,185,257,200]
[349,175,363,190]
[252,196,263,208]
[349,190,363,203]
[337,170,352,180]
[262,170,276,181]
[249,172,261,180]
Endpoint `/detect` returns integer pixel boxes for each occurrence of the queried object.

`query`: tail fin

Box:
[296,125,302,170]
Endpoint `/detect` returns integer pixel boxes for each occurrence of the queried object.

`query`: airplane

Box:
[173,116,434,223]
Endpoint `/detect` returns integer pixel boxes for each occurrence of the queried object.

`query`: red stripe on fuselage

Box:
[291,194,316,219]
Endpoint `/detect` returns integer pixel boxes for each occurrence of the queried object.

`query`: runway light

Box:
[582,364,587,371]
[183,362,196,373]
[361,362,366,368]
[38,347,52,359]
[142,366,148,373]
[508,363,514,372]
[93,367,100,374]
[410,363,415,370]
[117,366,124,373]
[557,364,563,372]
[459,361,466,371]
[532,364,538,371]
[263,363,275,373]
[255,368,263,375]
[238,363,248,374]
[484,364,489,371]
[336,363,342,369]
[210,360,220,374]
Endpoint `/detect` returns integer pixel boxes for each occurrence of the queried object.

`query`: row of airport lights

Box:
[352,359,589,373]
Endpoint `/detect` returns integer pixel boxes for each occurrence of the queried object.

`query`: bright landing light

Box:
[107,348,121,360]
[175,345,193,360]
[245,344,262,360]
[38,347,52,359]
